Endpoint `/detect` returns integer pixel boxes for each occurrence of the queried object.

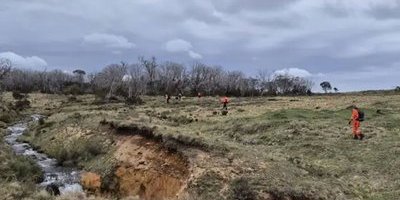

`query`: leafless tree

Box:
[93,64,127,100]
[139,57,157,94]
[158,62,186,95]
[0,59,12,97]
[189,62,213,95]
[257,70,272,95]
[124,63,147,99]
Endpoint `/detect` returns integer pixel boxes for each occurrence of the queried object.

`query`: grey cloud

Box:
[367,2,400,20]
[1,0,400,91]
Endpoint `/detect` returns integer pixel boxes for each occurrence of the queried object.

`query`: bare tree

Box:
[0,59,12,97]
[158,62,186,95]
[189,62,212,95]
[0,59,12,80]
[93,64,127,100]
[139,57,157,94]
[124,63,147,101]
[256,70,272,95]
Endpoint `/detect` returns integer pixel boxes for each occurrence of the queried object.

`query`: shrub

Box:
[12,91,25,100]
[54,138,106,167]
[63,84,83,95]
[188,171,224,200]
[228,177,257,200]
[14,99,31,111]
[67,96,78,102]
[125,96,144,105]
[1,154,43,183]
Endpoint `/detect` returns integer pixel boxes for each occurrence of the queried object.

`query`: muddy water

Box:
[4,115,83,195]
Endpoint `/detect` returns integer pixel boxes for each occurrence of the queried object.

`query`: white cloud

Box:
[188,50,203,59]
[0,52,48,69]
[165,39,193,52]
[165,39,203,59]
[83,33,135,49]
[274,68,313,78]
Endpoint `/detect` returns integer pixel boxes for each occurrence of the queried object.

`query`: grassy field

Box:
[2,92,400,199]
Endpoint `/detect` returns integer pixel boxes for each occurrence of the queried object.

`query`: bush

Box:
[63,84,83,95]
[67,96,78,102]
[188,171,224,200]
[0,104,18,123]
[12,91,25,100]
[14,99,31,111]
[228,177,257,200]
[125,96,144,105]
[0,153,43,183]
[54,138,106,167]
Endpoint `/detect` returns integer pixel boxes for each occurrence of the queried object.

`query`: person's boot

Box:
[353,135,358,140]
[359,134,364,140]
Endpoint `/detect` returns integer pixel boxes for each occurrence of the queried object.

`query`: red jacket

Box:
[221,97,229,104]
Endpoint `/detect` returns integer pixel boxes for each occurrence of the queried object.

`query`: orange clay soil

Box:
[113,135,190,200]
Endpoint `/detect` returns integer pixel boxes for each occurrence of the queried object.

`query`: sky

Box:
[1,0,400,92]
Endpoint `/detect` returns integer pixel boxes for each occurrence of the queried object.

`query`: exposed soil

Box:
[114,135,189,200]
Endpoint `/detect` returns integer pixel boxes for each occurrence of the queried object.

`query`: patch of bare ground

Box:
[114,134,189,200]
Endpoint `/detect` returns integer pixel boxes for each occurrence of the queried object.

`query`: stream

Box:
[4,115,83,195]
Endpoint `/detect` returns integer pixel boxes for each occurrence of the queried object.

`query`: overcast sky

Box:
[1,0,400,91]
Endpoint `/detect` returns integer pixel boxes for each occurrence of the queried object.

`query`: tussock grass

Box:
[17,93,400,199]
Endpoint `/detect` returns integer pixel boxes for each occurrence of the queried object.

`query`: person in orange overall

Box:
[349,106,364,140]
[221,96,229,110]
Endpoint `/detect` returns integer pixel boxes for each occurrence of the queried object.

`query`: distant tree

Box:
[320,81,332,93]
[139,56,157,94]
[256,70,271,95]
[0,58,12,80]
[158,62,185,95]
[0,59,12,98]
[123,63,147,104]
[92,64,126,100]
[306,89,312,96]
[334,87,339,93]
[73,69,86,83]
[395,86,400,92]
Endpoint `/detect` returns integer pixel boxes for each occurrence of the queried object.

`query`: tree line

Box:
[0,57,314,102]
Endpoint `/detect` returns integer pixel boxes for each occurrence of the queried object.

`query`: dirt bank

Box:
[114,134,189,200]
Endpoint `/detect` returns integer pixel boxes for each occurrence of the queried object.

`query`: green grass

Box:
[11,93,400,199]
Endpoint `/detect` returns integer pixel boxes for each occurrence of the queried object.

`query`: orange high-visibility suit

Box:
[221,97,229,109]
[351,108,361,136]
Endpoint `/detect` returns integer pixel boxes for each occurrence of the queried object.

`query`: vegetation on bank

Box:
[0,109,47,199]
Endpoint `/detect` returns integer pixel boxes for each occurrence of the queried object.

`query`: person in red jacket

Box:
[349,105,364,140]
[221,96,229,110]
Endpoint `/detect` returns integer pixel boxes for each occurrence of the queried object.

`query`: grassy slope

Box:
[20,93,400,199]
